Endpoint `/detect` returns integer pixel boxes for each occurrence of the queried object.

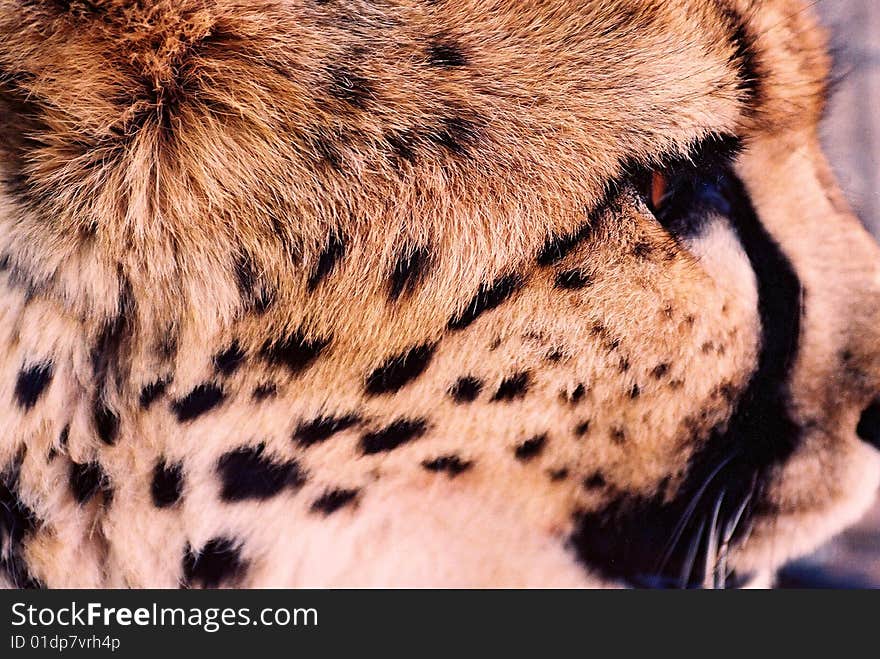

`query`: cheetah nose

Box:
[857,400,880,450]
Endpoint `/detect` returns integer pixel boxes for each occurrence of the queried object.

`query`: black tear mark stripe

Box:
[214,341,246,377]
[570,168,803,587]
[365,344,436,395]
[0,456,42,588]
[260,330,330,375]
[447,275,521,330]
[308,233,346,291]
[491,372,530,402]
[389,246,430,301]
[171,384,226,422]
[361,419,427,455]
[69,461,110,505]
[294,414,360,447]
[217,444,305,502]
[422,455,472,477]
[448,376,482,403]
[14,361,53,410]
[183,537,247,589]
[311,488,359,515]
[152,460,184,508]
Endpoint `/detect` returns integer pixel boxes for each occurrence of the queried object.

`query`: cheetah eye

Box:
[646,170,670,214]
[633,135,742,238]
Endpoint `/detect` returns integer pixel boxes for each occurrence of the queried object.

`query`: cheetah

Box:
[1,0,879,588]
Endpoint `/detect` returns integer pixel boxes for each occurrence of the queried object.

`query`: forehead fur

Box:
[0,0,830,347]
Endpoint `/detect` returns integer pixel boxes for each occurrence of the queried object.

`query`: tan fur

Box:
[0,0,878,588]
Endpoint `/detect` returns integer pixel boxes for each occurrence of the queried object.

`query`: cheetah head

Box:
[0,0,878,588]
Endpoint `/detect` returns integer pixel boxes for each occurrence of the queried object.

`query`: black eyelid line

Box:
[622,132,742,206]
[651,133,743,174]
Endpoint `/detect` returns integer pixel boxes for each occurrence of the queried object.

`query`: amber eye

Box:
[648,170,669,213]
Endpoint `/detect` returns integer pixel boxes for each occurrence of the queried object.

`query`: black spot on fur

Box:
[562,384,587,405]
[365,344,435,395]
[260,330,330,375]
[327,65,373,109]
[58,425,70,451]
[629,384,641,399]
[310,488,359,515]
[583,472,607,489]
[574,420,591,437]
[448,275,521,330]
[252,383,278,401]
[156,328,178,362]
[140,379,168,409]
[312,133,346,171]
[217,444,305,502]
[429,115,479,156]
[548,468,569,482]
[0,456,41,588]
[234,255,274,314]
[90,279,133,384]
[214,341,246,377]
[69,461,108,505]
[14,362,53,410]
[491,372,530,402]
[389,246,430,300]
[514,435,546,461]
[422,455,472,477]
[448,376,482,403]
[609,427,626,445]
[651,363,670,379]
[183,537,247,589]
[427,39,468,67]
[361,419,427,455]
[151,460,184,508]
[93,403,119,445]
[385,129,419,166]
[632,241,654,259]
[294,414,360,447]
[555,269,593,290]
[308,233,346,291]
[171,384,226,422]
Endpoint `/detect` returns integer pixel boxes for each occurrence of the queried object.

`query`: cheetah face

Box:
[0,0,878,588]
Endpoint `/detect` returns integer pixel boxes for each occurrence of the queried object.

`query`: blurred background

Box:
[779,1,880,588]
